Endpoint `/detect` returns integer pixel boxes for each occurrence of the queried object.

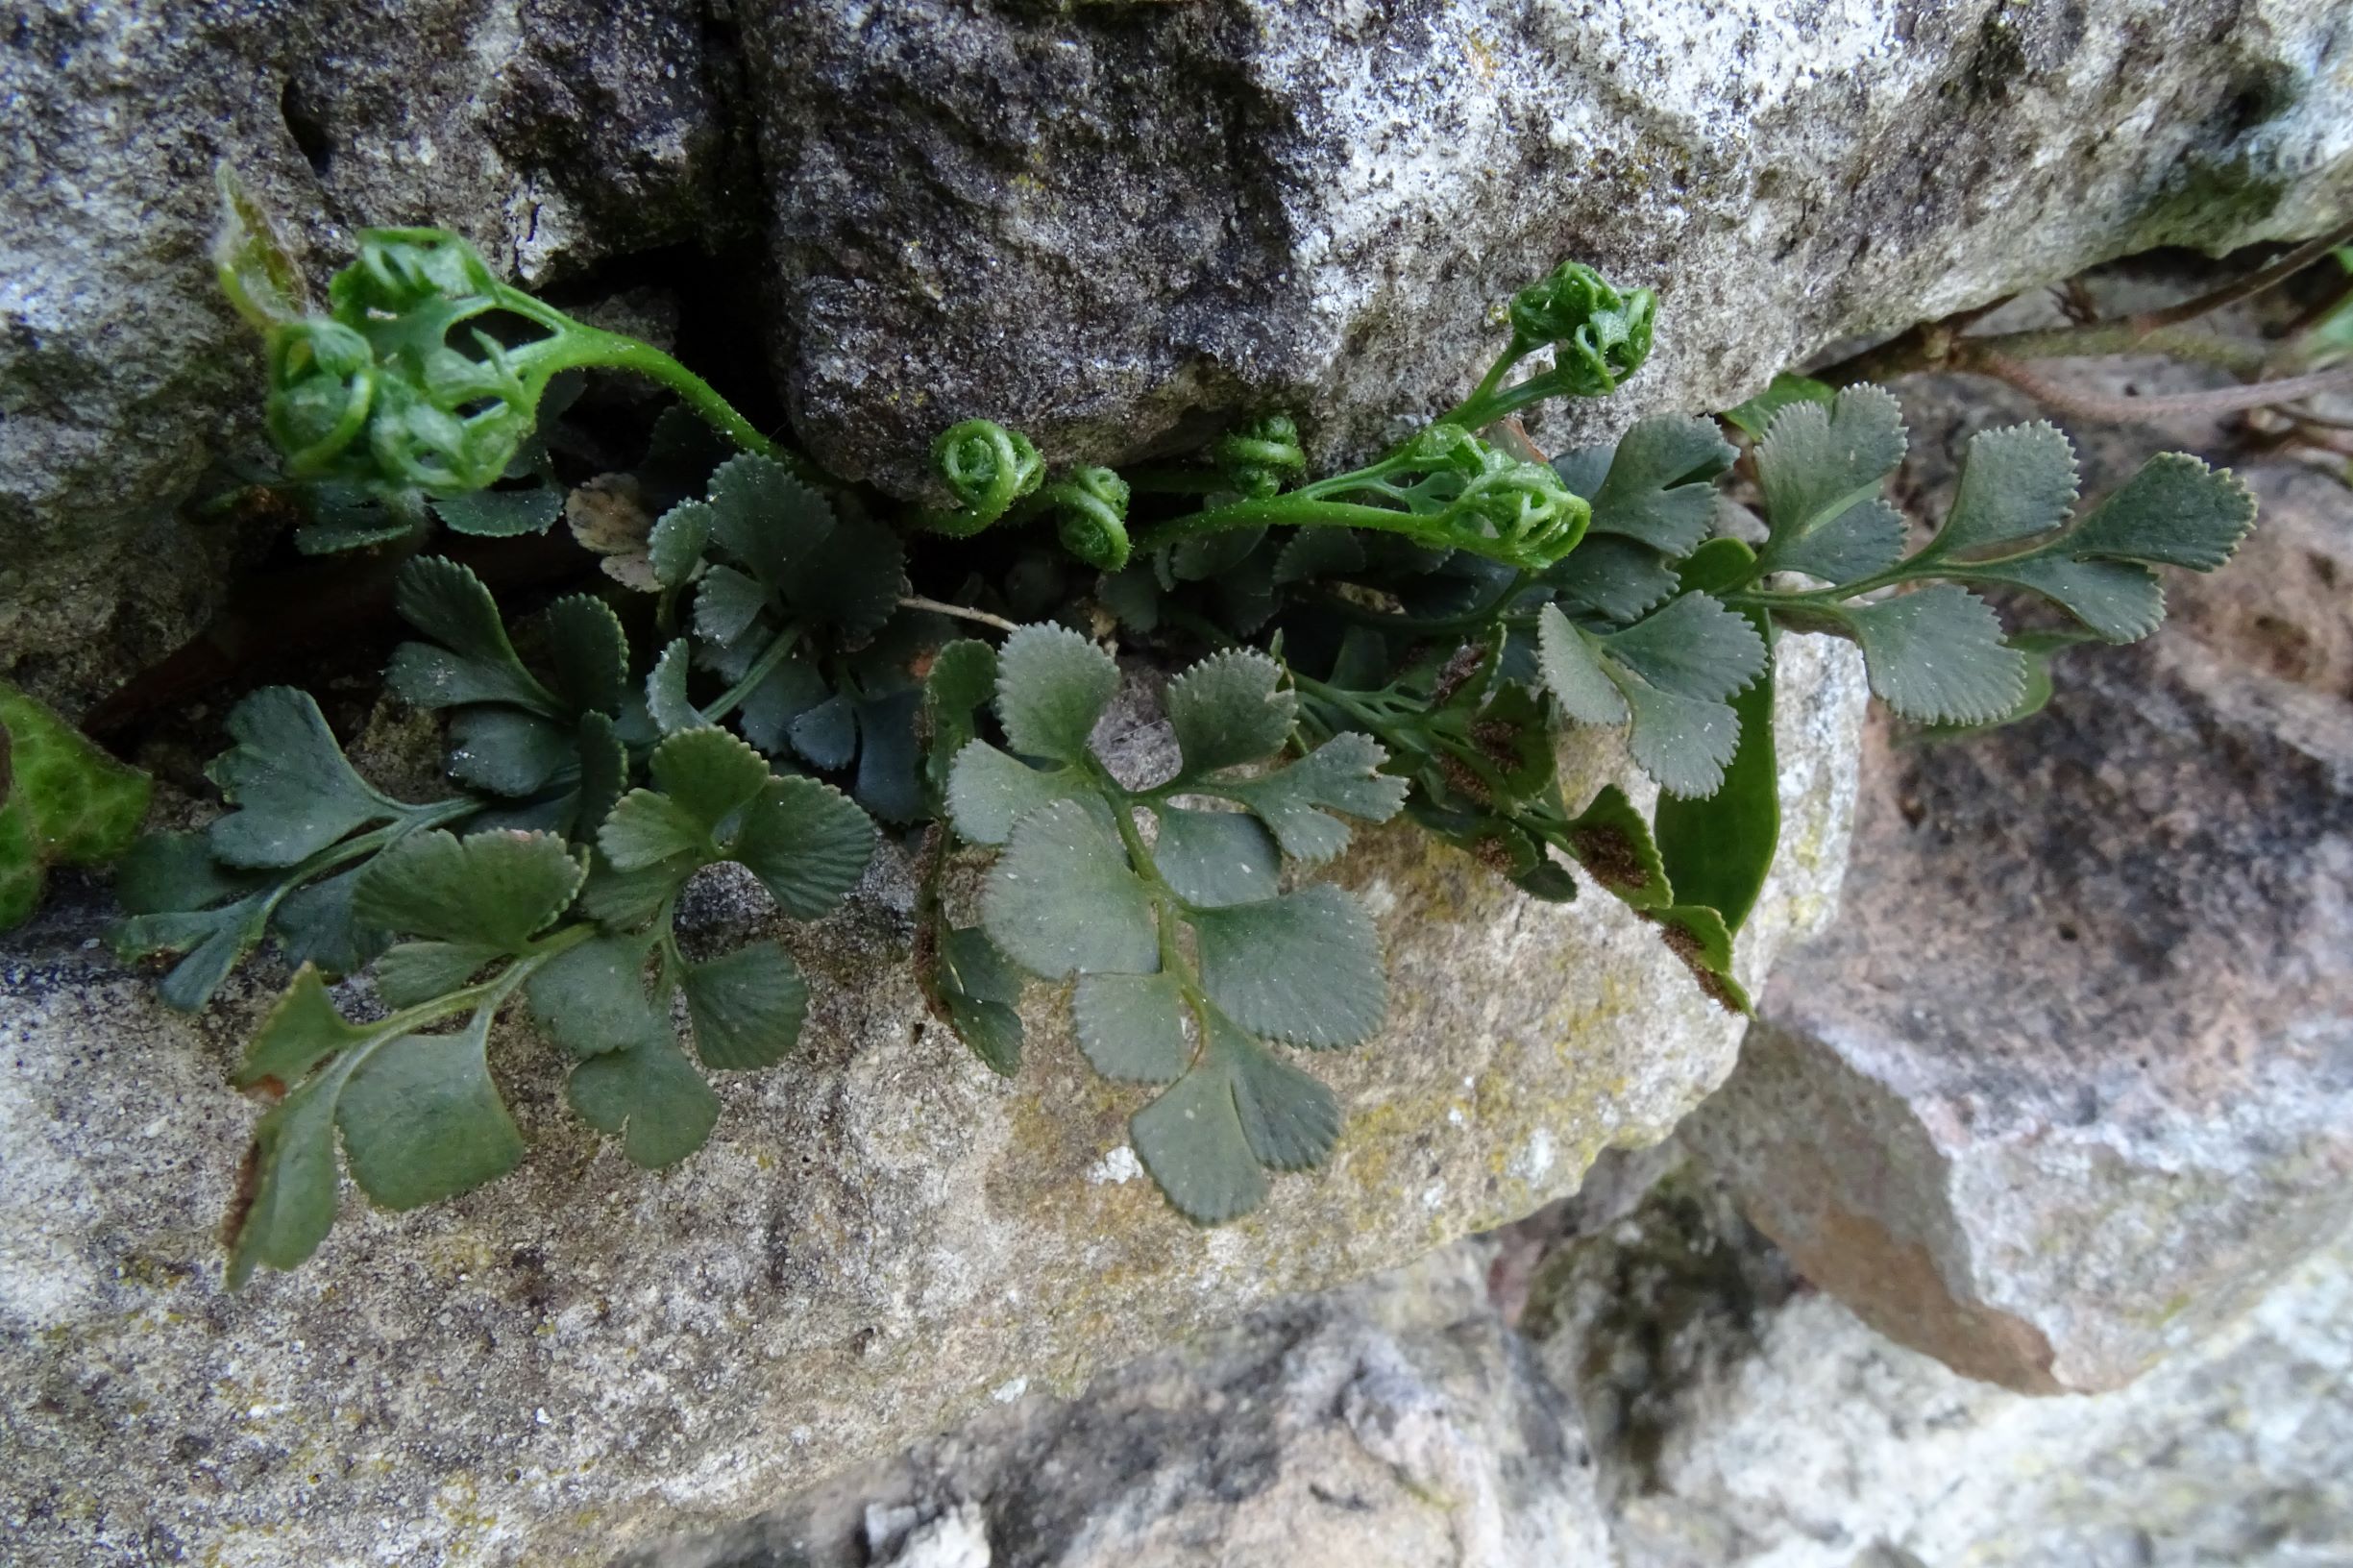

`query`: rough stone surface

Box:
[1688,380,2353,1393]
[754,0,2353,493]
[0,637,1865,1568]
[10,1,2353,703]
[1532,1163,2353,1568]
[0,0,732,704]
[625,1148,2353,1568]
[625,1245,1614,1568]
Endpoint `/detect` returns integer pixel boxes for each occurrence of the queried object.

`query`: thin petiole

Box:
[699,625,802,725]
[899,596,1021,634]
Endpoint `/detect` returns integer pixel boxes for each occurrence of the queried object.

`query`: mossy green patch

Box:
[0,680,150,928]
[2127,152,2291,256]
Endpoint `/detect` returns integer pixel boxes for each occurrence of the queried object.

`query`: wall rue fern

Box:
[67,173,2261,1277]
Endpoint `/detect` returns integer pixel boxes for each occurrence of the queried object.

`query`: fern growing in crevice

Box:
[116,552,875,1279]
[53,175,2266,1270]
[938,626,1406,1219]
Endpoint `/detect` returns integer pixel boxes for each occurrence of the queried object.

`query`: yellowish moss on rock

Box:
[1,642,1862,1565]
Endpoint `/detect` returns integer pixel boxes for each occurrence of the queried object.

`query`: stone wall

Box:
[625,1152,2353,1568]
[0,641,1865,1567]
[1690,373,2353,1394]
[623,380,2353,1564]
[5,3,2353,1564]
[6,0,2351,706]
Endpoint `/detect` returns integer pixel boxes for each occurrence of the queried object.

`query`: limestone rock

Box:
[630,1142,2353,1568]
[626,1246,1614,1568]
[0,637,1865,1567]
[11,0,2353,705]
[0,0,728,705]
[751,0,2353,493]
[1688,402,2353,1392]
[1528,1162,2353,1568]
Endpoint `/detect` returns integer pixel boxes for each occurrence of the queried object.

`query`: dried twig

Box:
[2130,216,2353,334]
[1979,355,2353,424]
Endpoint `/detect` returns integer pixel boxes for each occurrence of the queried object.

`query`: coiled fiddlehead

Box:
[264,319,378,475]
[1397,422,1490,477]
[1042,466,1133,572]
[1505,261,1657,397]
[219,175,789,501]
[1440,453,1588,570]
[257,229,570,494]
[1439,259,1659,433]
[911,419,1126,568]
[1213,414,1308,499]
[917,419,1044,537]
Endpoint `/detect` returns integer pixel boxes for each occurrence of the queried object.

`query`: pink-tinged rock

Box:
[1693,436,2353,1394]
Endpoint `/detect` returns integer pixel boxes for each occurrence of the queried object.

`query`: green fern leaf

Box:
[352,829,583,951]
[680,943,810,1070]
[1192,885,1384,1049]
[1840,585,2027,725]
[1165,649,1297,774]
[1072,971,1191,1083]
[1583,413,1736,555]
[566,1034,721,1169]
[1756,383,1906,543]
[995,624,1119,764]
[982,797,1159,978]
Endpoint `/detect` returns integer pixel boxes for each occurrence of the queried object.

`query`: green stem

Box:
[257,795,477,918]
[1128,449,1421,554]
[1097,767,1220,1069]
[494,287,800,470]
[540,327,786,462]
[1437,366,1574,433]
[1440,341,1532,429]
[1131,496,1446,556]
[369,934,576,1036]
[1730,515,2108,609]
[1288,672,1399,735]
[699,625,800,725]
[1727,572,1899,612]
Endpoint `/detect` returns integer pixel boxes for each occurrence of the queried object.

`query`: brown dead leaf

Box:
[566,473,661,591]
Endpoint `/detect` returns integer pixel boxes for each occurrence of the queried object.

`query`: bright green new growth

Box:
[913,418,1136,571]
[1121,420,1591,571]
[1464,259,1659,422]
[0,683,152,928]
[906,270,1650,574]
[215,163,791,551]
[943,627,1407,1220]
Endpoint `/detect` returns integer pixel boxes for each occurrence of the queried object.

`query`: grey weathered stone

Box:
[0,635,1865,1567]
[0,0,727,704]
[1687,383,2353,1393]
[11,0,2353,704]
[627,1244,1614,1568]
[751,0,2353,493]
[628,1140,2353,1568]
[1526,1159,2353,1568]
